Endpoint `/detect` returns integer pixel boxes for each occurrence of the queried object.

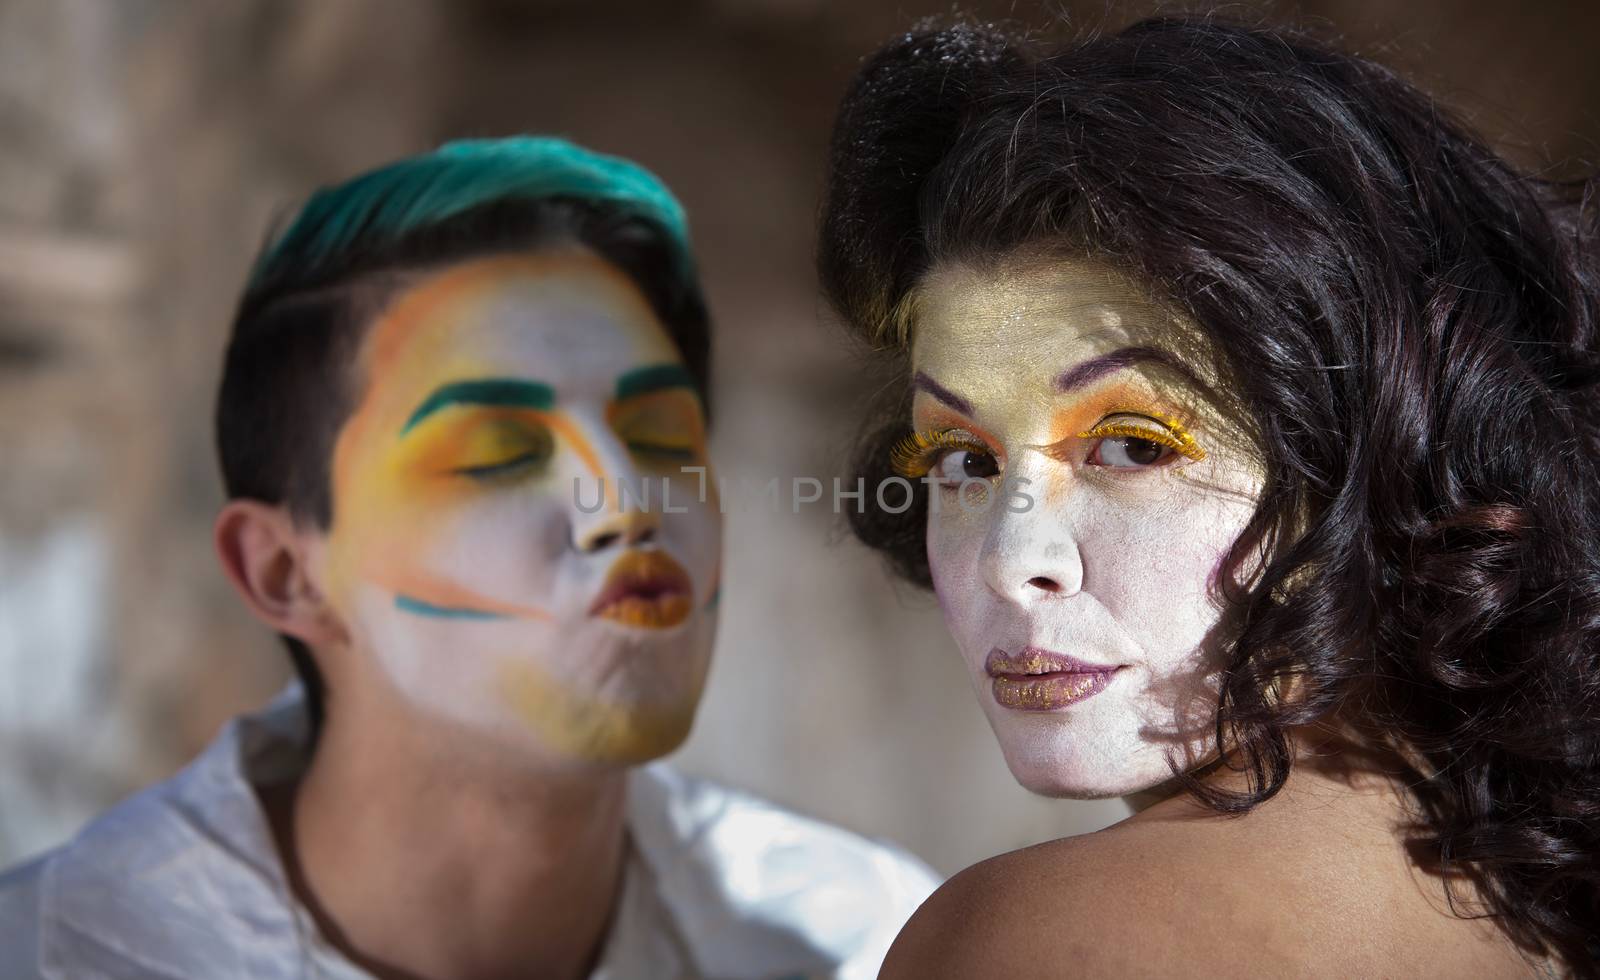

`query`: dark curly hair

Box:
[818,16,1600,974]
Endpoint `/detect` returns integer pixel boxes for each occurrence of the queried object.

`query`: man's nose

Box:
[575,508,659,553]
[566,414,664,552]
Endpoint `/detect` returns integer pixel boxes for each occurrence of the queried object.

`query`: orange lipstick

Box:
[589,550,694,629]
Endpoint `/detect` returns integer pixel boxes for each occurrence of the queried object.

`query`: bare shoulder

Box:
[881,820,1297,978]
[882,788,1535,979]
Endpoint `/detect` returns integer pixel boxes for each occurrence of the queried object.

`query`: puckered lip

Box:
[588,549,695,629]
[984,645,1123,678]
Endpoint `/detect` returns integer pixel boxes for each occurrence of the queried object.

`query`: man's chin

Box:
[497,656,706,766]
[555,701,700,768]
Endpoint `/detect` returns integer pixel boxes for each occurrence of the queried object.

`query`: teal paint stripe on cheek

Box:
[395,594,510,620]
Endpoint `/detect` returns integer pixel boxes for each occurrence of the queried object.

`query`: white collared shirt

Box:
[0,689,939,979]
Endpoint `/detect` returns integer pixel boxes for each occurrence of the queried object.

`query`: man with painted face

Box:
[0,138,936,978]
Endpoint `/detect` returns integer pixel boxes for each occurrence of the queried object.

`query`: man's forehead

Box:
[355,251,677,404]
[367,250,661,355]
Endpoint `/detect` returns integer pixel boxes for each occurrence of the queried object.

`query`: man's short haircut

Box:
[215,137,711,736]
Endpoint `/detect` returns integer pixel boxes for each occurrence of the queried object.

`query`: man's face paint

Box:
[903,256,1262,799]
[321,251,721,766]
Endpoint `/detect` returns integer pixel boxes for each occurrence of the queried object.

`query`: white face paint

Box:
[319,251,722,769]
[903,257,1262,798]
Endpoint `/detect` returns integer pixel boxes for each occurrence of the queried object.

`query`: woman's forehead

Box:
[907,255,1259,461]
[909,257,1188,361]
[908,257,1218,401]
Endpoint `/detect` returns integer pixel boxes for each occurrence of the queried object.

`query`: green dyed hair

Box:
[249,135,693,289]
[218,136,711,737]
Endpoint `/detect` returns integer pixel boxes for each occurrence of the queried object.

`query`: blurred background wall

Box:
[1,0,1597,876]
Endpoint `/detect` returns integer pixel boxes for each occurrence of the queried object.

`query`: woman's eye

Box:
[1076,414,1205,470]
[1088,435,1174,469]
[934,447,1001,481]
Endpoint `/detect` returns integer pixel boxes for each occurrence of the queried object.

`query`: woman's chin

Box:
[993,729,1173,800]
[1007,763,1140,800]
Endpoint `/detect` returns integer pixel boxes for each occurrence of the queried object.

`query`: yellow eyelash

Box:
[1077,413,1206,461]
[890,429,990,478]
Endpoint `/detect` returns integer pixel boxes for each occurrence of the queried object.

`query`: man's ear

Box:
[214,500,346,650]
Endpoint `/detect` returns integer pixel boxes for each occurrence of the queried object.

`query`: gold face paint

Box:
[906,254,1263,799]
[397,408,558,482]
[499,657,701,766]
[608,390,707,468]
[905,264,1229,482]
[315,250,721,765]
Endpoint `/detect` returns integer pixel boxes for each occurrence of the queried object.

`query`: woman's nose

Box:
[979,534,1085,603]
[975,476,1085,603]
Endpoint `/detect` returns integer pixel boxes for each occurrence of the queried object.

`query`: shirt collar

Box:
[39,686,841,979]
[40,685,341,978]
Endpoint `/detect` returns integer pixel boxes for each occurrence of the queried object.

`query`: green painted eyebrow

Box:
[616,363,696,401]
[401,378,556,434]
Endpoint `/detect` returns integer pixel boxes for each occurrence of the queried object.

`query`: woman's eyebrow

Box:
[911,370,973,415]
[1054,346,1201,393]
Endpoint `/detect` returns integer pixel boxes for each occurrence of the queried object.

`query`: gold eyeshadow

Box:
[621,433,700,464]
[892,406,1206,478]
[450,417,556,476]
[392,385,707,483]
[891,428,993,479]
[609,390,706,468]
[397,409,556,481]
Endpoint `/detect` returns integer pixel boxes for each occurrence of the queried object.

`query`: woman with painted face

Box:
[819,16,1600,978]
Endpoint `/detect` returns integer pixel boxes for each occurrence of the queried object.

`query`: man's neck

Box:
[262,688,630,980]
